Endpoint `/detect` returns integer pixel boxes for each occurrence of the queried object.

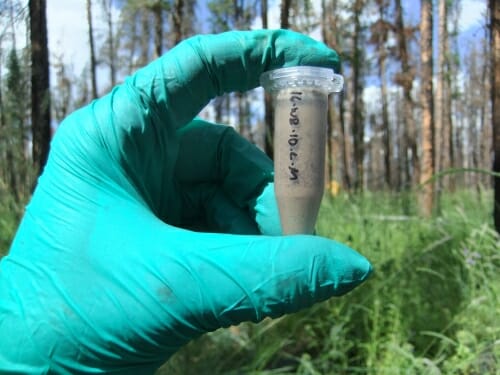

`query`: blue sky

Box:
[45,0,488,78]
[39,0,490,130]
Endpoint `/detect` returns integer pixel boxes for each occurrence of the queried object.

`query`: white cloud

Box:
[250,0,323,42]
[47,0,89,74]
[459,0,487,31]
[47,0,115,75]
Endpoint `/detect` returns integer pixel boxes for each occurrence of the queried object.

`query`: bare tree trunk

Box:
[126,11,139,74]
[395,89,404,190]
[234,0,252,140]
[322,0,333,185]
[262,0,274,158]
[213,96,223,124]
[321,0,340,58]
[280,0,291,29]
[87,0,98,99]
[153,1,163,57]
[339,90,352,189]
[235,91,243,135]
[320,0,347,188]
[419,0,435,217]
[394,0,419,188]
[435,0,445,206]
[109,2,116,86]
[454,121,464,186]
[351,0,364,192]
[264,0,290,158]
[172,0,184,46]
[380,62,391,189]
[29,0,51,178]
[261,0,267,28]
[102,0,116,86]
[374,2,391,189]
[367,114,383,190]
[436,0,454,197]
[447,0,460,189]
[0,47,20,202]
[464,43,488,190]
[323,0,350,189]
[326,102,338,185]
[491,0,500,233]
[0,46,5,185]
[480,37,491,188]
[52,54,73,122]
[140,11,151,66]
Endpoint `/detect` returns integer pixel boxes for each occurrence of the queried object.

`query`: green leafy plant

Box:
[159,189,499,374]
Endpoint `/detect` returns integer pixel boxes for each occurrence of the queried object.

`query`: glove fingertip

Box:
[326,241,373,296]
[331,248,373,296]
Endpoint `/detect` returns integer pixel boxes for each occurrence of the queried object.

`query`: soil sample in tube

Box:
[273,88,328,234]
[261,66,344,235]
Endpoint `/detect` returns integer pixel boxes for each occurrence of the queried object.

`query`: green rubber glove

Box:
[0,30,372,374]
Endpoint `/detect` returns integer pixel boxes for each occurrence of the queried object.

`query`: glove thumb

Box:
[152,230,372,341]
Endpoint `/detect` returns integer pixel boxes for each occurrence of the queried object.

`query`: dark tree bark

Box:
[87,0,98,99]
[280,0,291,29]
[491,0,500,232]
[29,0,51,178]
[321,0,347,188]
[172,0,184,46]
[351,0,365,191]
[479,37,491,189]
[261,0,267,27]
[0,47,5,186]
[152,1,163,57]
[435,0,453,195]
[263,0,289,158]
[394,0,419,189]
[140,10,151,66]
[370,1,391,188]
[101,0,117,86]
[379,41,391,189]
[262,0,274,158]
[321,0,333,184]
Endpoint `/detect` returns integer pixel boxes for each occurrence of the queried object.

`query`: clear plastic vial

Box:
[260,66,344,235]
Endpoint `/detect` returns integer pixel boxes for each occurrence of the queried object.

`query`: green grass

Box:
[160,189,500,374]
[0,192,23,257]
[1,190,498,374]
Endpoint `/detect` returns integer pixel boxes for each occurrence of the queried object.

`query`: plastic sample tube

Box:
[260,66,344,234]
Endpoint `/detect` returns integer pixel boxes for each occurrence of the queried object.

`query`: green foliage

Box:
[0,190,24,257]
[158,190,500,374]
[5,47,31,124]
[0,47,33,203]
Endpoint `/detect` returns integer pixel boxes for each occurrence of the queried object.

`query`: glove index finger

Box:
[192,29,341,95]
[133,29,340,129]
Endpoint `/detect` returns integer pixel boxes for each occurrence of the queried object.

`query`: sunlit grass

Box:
[160,189,499,374]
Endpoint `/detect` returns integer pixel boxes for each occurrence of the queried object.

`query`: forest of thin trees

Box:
[0,0,499,227]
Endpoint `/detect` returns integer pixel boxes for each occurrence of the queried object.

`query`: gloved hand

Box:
[0,30,372,374]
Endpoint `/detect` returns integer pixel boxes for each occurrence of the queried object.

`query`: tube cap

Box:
[260,66,344,93]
